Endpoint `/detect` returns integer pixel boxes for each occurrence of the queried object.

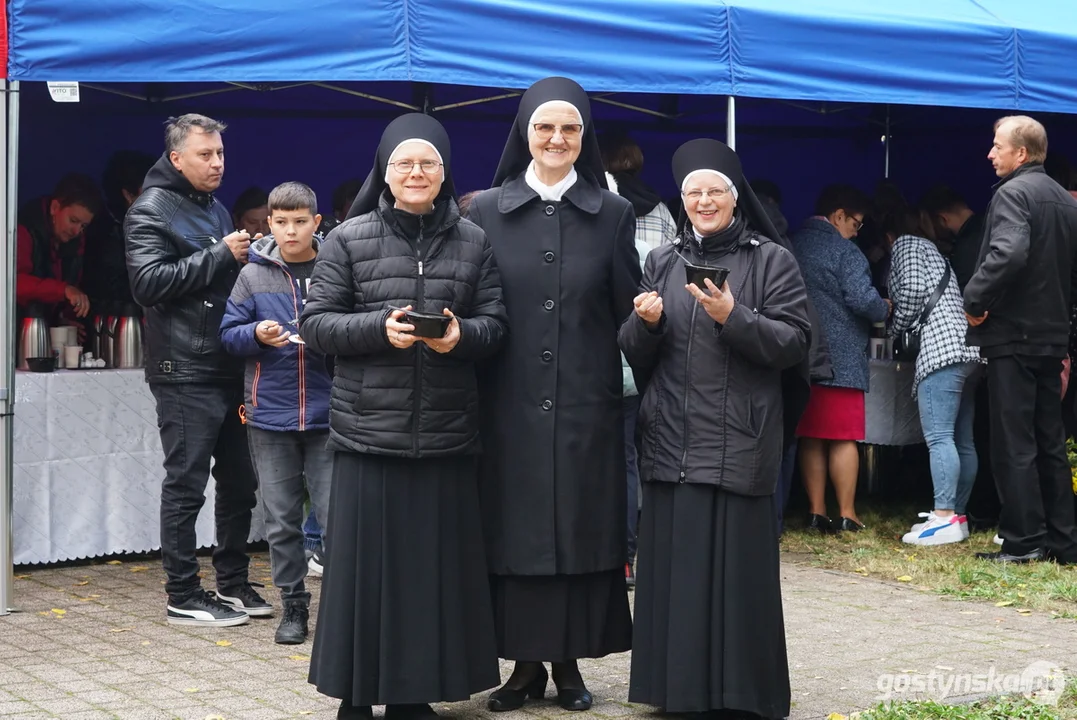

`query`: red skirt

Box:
[795,385,865,441]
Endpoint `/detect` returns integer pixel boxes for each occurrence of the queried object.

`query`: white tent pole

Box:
[726,96,736,151]
[884,104,891,179]
[0,79,19,615]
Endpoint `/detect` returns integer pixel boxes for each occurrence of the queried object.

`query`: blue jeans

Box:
[624,395,641,565]
[917,362,980,514]
[302,510,323,552]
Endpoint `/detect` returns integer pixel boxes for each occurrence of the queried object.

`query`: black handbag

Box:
[894,263,952,361]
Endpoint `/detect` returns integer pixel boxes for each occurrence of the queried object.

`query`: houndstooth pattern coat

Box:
[888,234,983,397]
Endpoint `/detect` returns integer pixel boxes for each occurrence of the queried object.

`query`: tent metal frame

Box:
[1,80,20,616]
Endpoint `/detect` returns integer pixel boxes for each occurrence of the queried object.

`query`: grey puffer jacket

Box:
[619,218,811,496]
[300,194,508,457]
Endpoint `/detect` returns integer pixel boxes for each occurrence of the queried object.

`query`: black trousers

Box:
[965,379,1001,528]
[150,382,257,601]
[987,356,1077,561]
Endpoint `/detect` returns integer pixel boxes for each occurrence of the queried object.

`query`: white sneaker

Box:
[911,511,937,532]
[307,549,324,578]
[902,514,968,546]
[993,534,1004,546]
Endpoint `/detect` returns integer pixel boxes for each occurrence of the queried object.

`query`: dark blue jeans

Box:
[625,395,641,565]
[303,510,323,552]
[150,383,257,602]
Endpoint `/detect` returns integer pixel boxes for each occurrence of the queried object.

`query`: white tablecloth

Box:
[13,369,265,565]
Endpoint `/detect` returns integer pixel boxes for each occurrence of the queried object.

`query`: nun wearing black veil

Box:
[465,77,640,712]
[301,113,506,720]
[620,138,811,719]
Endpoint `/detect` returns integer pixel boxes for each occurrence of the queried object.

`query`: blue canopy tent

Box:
[3,0,1077,611]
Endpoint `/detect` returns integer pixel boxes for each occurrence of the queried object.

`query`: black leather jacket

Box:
[124,155,243,384]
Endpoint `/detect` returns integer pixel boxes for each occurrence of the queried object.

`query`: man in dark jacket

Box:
[83,150,156,314]
[965,115,1077,564]
[125,113,268,626]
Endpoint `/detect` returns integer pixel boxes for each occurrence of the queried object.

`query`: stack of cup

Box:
[49,327,66,363]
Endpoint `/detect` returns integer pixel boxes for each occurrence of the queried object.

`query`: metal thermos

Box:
[17,314,51,370]
[91,307,112,367]
[113,304,144,369]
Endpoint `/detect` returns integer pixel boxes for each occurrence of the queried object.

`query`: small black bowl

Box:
[26,356,56,373]
[404,310,451,339]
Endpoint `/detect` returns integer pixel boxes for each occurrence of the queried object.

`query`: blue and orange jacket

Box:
[220,235,332,432]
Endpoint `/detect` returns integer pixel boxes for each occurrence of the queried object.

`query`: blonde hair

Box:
[994,115,1048,163]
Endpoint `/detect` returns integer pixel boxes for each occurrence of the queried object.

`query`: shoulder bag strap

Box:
[918,262,952,327]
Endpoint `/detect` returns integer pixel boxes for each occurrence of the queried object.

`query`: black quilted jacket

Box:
[300,193,508,457]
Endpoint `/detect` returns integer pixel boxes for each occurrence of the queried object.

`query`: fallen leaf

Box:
[1018,583,1027,588]
[299,713,315,717]
[936,665,954,671]
[37,611,50,617]
[854,567,868,574]
[1017,592,1027,599]
[50,608,66,616]
[88,594,100,598]
[216,640,232,647]
[896,575,913,582]
[129,566,148,573]
[184,687,199,693]
[204,715,225,720]
[995,600,1014,607]
[288,655,311,662]
[106,560,122,565]
[109,628,133,633]
[15,574,30,580]
[141,641,151,646]
[75,581,89,586]
[1017,609,1033,615]
[826,715,847,720]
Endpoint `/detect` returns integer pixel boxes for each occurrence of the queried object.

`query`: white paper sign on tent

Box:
[47,82,81,103]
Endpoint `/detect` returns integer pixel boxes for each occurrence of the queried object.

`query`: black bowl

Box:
[26,356,56,373]
[404,310,451,339]
[684,262,730,289]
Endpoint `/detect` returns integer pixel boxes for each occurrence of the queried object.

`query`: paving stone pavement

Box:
[1,552,1075,719]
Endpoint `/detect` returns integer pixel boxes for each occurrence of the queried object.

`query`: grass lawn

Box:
[848,678,1077,719]
[780,505,1077,619]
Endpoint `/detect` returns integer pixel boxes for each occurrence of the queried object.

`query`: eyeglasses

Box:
[850,216,864,231]
[682,188,732,201]
[532,123,583,140]
[389,160,442,174]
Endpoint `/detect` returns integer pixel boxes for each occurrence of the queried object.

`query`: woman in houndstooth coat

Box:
[885,204,984,546]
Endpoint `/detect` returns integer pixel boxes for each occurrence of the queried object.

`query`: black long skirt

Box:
[629,482,791,718]
[490,571,632,661]
[308,452,500,706]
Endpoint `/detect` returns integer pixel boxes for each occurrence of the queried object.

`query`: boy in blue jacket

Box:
[220,182,333,645]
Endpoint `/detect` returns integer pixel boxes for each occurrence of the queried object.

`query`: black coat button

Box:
[544,300,555,311]
[542,399,553,410]
[544,251,555,263]
[545,205,555,216]
[542,351,553,361]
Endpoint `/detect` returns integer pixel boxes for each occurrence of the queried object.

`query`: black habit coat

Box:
[467,172,642,576]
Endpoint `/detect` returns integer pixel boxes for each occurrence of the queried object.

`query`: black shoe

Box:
[308,549,324,578]
[625,562,636,589]
[488,663,548,711]
[274,600,309,644]
[386,704,440,719]
[337,699,373,719]
[551,663,593,711]
[167,588,249,627]
[217,582,274,617]
[837,517,866,533]
[807,514,834,534]
[976,549,1044,564]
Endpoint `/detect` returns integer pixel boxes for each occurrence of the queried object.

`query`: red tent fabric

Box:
[0,2,7,79]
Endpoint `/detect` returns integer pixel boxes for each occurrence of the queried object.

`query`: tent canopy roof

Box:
[7,0,1077,113]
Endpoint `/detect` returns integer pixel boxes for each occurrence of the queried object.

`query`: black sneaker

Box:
[216,582,274,617]
[274,600,310,645]
[167,589,250,627]
[308,549,324,578]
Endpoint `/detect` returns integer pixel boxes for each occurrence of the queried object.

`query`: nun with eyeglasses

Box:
[302,113,506,720]
[620,138,811,719]
[465,77,640,712]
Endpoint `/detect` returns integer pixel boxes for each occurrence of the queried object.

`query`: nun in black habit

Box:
[620,139,811,719]
[302,113,505,720]
[465,77,640,712]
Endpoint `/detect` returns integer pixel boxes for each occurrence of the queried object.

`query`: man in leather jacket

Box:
[125,114,269,627]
